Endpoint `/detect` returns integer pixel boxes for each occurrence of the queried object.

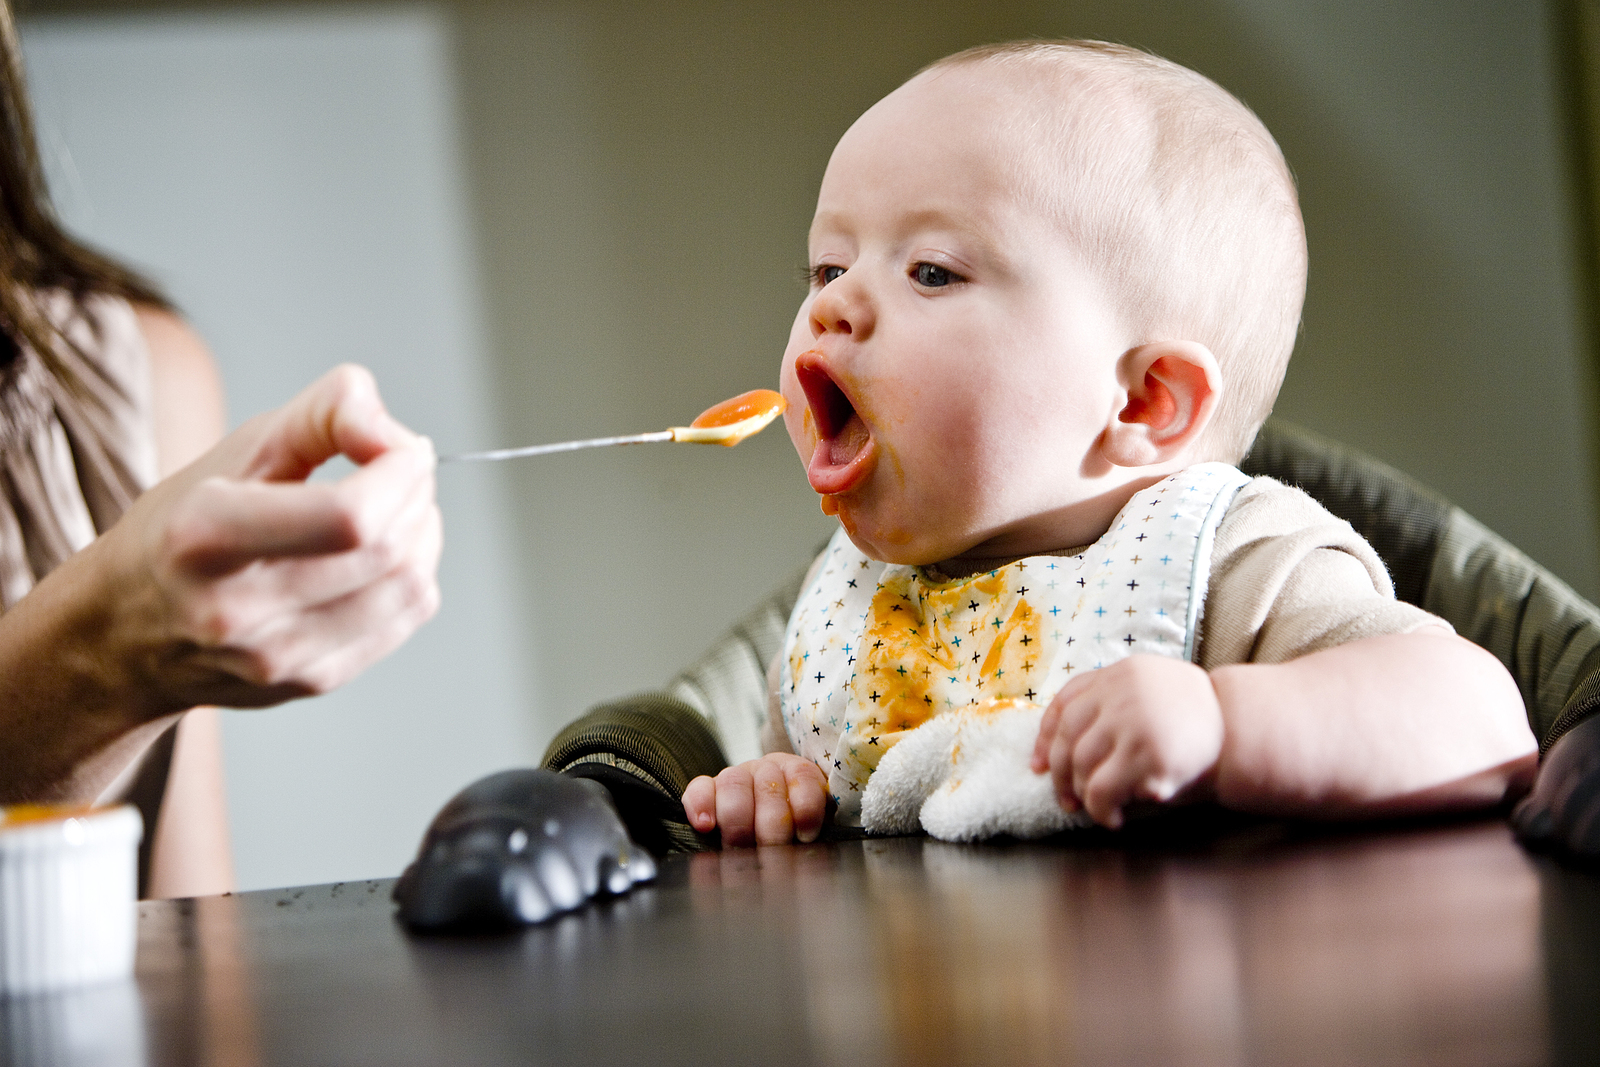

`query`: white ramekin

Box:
[0,805,143,996]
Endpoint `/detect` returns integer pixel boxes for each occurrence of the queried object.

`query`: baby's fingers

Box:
[1080,745,1140,829]
[1031,699,1065,772]
[713,765,761,848]
[784,760,828,844]
[683,775,718,833]
[750,761,800,846]
[1058,717,1118,814]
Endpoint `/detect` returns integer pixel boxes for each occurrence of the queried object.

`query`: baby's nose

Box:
[809,273,872,339]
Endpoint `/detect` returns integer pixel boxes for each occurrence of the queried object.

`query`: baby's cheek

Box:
[777,363,814,457]
[777,383,813,451]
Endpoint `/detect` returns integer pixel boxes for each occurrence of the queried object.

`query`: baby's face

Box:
[780,69,1131,567]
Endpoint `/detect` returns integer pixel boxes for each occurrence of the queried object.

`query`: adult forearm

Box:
[1210,631,1537,816]
[0,538,164,801]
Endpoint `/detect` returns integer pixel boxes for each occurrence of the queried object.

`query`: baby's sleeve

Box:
[1196,477,1451,669]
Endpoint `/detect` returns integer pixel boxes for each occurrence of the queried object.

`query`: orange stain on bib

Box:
[840,567,1046,782]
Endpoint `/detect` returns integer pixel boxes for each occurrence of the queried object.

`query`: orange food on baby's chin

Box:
[821,494,839,516]
[690,389,786,429]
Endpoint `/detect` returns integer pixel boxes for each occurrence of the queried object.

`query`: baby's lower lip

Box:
[806,420,876,494]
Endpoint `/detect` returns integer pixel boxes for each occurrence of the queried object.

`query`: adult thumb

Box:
[245,364,418,482]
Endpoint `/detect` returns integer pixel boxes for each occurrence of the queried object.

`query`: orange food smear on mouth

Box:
[690,389,786,429]
[820,494,839,516]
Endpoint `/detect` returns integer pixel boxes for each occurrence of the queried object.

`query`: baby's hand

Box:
[682,754,828,847]
[1029,655,1223,828]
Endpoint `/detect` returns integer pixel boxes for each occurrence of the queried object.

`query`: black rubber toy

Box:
[394,768,657,931]
[1512,715,1600,861]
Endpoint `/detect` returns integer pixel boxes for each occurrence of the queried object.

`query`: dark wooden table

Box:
[5,815,1598,1066]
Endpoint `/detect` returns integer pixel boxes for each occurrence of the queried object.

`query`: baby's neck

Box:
[921,543,1091,583]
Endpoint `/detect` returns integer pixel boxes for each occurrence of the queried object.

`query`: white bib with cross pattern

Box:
[779,462,1253,837]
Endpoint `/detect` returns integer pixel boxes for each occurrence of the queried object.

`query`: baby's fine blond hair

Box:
[919,41,1307,461]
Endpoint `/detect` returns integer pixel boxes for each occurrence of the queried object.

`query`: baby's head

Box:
[779,40,1306,569]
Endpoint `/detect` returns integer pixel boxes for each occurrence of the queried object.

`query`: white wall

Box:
[21,6,540,891]
[1221,0,1600,595]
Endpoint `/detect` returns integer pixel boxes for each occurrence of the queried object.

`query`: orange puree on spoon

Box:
[670,389,787,446]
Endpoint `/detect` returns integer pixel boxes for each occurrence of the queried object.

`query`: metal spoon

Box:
[440,389,787,463]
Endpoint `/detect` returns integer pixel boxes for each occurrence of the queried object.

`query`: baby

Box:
[683,40,1537,845]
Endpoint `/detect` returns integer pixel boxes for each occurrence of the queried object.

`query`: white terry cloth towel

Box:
[860,700,1096,840]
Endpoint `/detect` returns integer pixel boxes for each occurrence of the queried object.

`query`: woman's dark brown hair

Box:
[0,0,171,374]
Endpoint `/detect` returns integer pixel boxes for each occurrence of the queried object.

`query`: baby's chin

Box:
[832,510,964,568]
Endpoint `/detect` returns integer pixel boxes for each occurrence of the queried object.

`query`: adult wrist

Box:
[0,539,158,800]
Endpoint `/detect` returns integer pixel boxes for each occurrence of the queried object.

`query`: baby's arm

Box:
[1032,629,1537,826]
[683,755,828,847]
[1210,628,1536,814]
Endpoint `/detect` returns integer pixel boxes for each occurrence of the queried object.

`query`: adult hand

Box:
[88,363,442,715]
[1511,715,1600,859]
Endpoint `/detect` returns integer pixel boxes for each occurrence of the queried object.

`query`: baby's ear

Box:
[1100,341,1220,467]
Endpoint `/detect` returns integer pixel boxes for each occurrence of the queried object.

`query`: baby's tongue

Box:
[807,414,871,494]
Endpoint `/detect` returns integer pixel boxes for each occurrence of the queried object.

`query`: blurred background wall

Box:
[15,0,1598,890]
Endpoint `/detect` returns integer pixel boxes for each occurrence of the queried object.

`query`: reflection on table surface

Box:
[6,815,1599,1066]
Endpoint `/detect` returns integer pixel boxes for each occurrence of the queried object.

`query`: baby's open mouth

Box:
[795,352,875,495]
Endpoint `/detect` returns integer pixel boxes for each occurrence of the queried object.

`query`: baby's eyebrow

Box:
[810,208,1005,258]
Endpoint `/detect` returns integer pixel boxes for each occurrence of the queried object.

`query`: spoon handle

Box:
[440,430,675,464]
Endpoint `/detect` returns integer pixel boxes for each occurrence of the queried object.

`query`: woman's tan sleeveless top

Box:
[2,292,169,886]
[0,291,159,606]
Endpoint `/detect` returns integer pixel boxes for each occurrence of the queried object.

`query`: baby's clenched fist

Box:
[682,754,828,847]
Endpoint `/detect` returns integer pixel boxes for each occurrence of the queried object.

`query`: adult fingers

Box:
[713,766,758,849]
[784,760,828,844]
[165,437,434,576]
[750,760,797,846]
[179,505,440,705]
[682,776,719,833]
[216,465,439,610]
[184,570,437,707]
[265,513,443,694]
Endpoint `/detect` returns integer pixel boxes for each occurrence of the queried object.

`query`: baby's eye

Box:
[913,262,958,288]
[813,264,846,287]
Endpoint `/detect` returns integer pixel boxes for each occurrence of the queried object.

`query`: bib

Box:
[779,463,1252,836]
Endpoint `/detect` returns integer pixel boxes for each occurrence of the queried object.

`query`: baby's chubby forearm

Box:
[1031,630,1537,826]
[1210,630,1537,815]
